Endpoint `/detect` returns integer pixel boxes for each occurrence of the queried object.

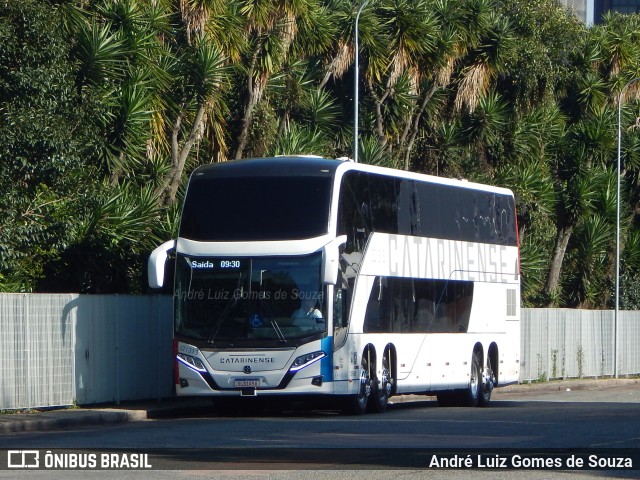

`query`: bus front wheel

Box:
[343,355,372,415]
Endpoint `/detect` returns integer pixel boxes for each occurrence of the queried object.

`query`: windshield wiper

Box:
[270,320,287,343]
[207,296,237,344]
[254,291,286,343]
[208,273,244,344]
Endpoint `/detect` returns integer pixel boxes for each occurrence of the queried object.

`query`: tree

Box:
[496,106,561,305]
[0,0,101,291]
[232,0,334,160]
[32,0,232,292]
[157,38,228,206]
[3,0,640,307]
[543,13,640,306]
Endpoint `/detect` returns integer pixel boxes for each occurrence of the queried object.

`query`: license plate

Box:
[234,378,260,388]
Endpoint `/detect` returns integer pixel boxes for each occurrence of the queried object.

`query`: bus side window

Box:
[333,276,353,349]
[431,280,473,333]
[332,287,347,349]
[414,298,435,333]
[364,277,381,333]
[334,288,348,330]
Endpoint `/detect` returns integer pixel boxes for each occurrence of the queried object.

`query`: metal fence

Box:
[520,308,640,382]
[1,294,639,409]
[0,294,173,410]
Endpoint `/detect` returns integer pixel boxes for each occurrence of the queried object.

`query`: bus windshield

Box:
[174,253,326,347]
[179,175,332,241]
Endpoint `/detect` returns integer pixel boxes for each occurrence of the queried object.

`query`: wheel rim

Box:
[380,356,392,400]
[382,368,391,396]
[358,363,371,403]
[485,358,495,393]
[470,360,479,398]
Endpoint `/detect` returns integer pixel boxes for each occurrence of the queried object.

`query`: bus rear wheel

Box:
[436,353,482,407]
[369,355,392,413]
[479,355,495,406]
[463,353,482,407]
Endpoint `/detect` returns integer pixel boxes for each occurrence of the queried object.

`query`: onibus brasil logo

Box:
[6,450,152,470]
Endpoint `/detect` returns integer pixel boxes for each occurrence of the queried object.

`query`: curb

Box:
[497,378,639,394]
[0,409,148,435]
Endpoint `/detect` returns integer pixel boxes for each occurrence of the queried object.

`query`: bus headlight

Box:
[177,353,207,373]
[289,351,326,372]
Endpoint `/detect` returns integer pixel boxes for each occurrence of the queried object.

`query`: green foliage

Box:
[2,0,640,309]
[564,213,613,307]
[269,123,332,157]
[498,0,584,108]
[298,88,341,135]
[359,135,395,167]
[0,0,102,291]
[619,228,640,309]
[620,271,640,310]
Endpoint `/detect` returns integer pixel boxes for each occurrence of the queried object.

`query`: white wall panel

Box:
[0,294,173,409]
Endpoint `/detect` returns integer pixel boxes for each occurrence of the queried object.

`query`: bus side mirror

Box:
[322,235,347,285]
[148,240,175,289]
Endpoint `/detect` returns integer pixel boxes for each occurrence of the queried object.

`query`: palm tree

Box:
[233,0,334,159]
[76,1,190,185]
[398,0,519,171]
[620,226,640,308]
[158,38,228,206]
[363,0,438,156]
[562,169,617,307]
[494,104,562,304]
[453,9,513,113]
[54,0,232,290]
[269,123,331,156]
[543,126,613,305]
[542,13,640,307]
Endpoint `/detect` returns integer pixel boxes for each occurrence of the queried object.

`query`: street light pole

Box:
[615,76,640,378]
[353,0,369,163]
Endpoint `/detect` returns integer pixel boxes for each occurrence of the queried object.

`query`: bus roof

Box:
[191,156,514,197]
[191,156,342,178]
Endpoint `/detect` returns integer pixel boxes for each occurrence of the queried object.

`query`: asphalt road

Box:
[0,379,638,480]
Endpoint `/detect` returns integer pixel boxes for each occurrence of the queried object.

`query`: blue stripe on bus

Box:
[321,336,333,382]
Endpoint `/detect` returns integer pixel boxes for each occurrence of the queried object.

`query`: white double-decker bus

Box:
[148,156,520,414]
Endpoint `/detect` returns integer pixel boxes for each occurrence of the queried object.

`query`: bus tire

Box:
[369,354,392,413]
[479,355,494,407]
[342,355,371,415]
[463,353,482,407]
